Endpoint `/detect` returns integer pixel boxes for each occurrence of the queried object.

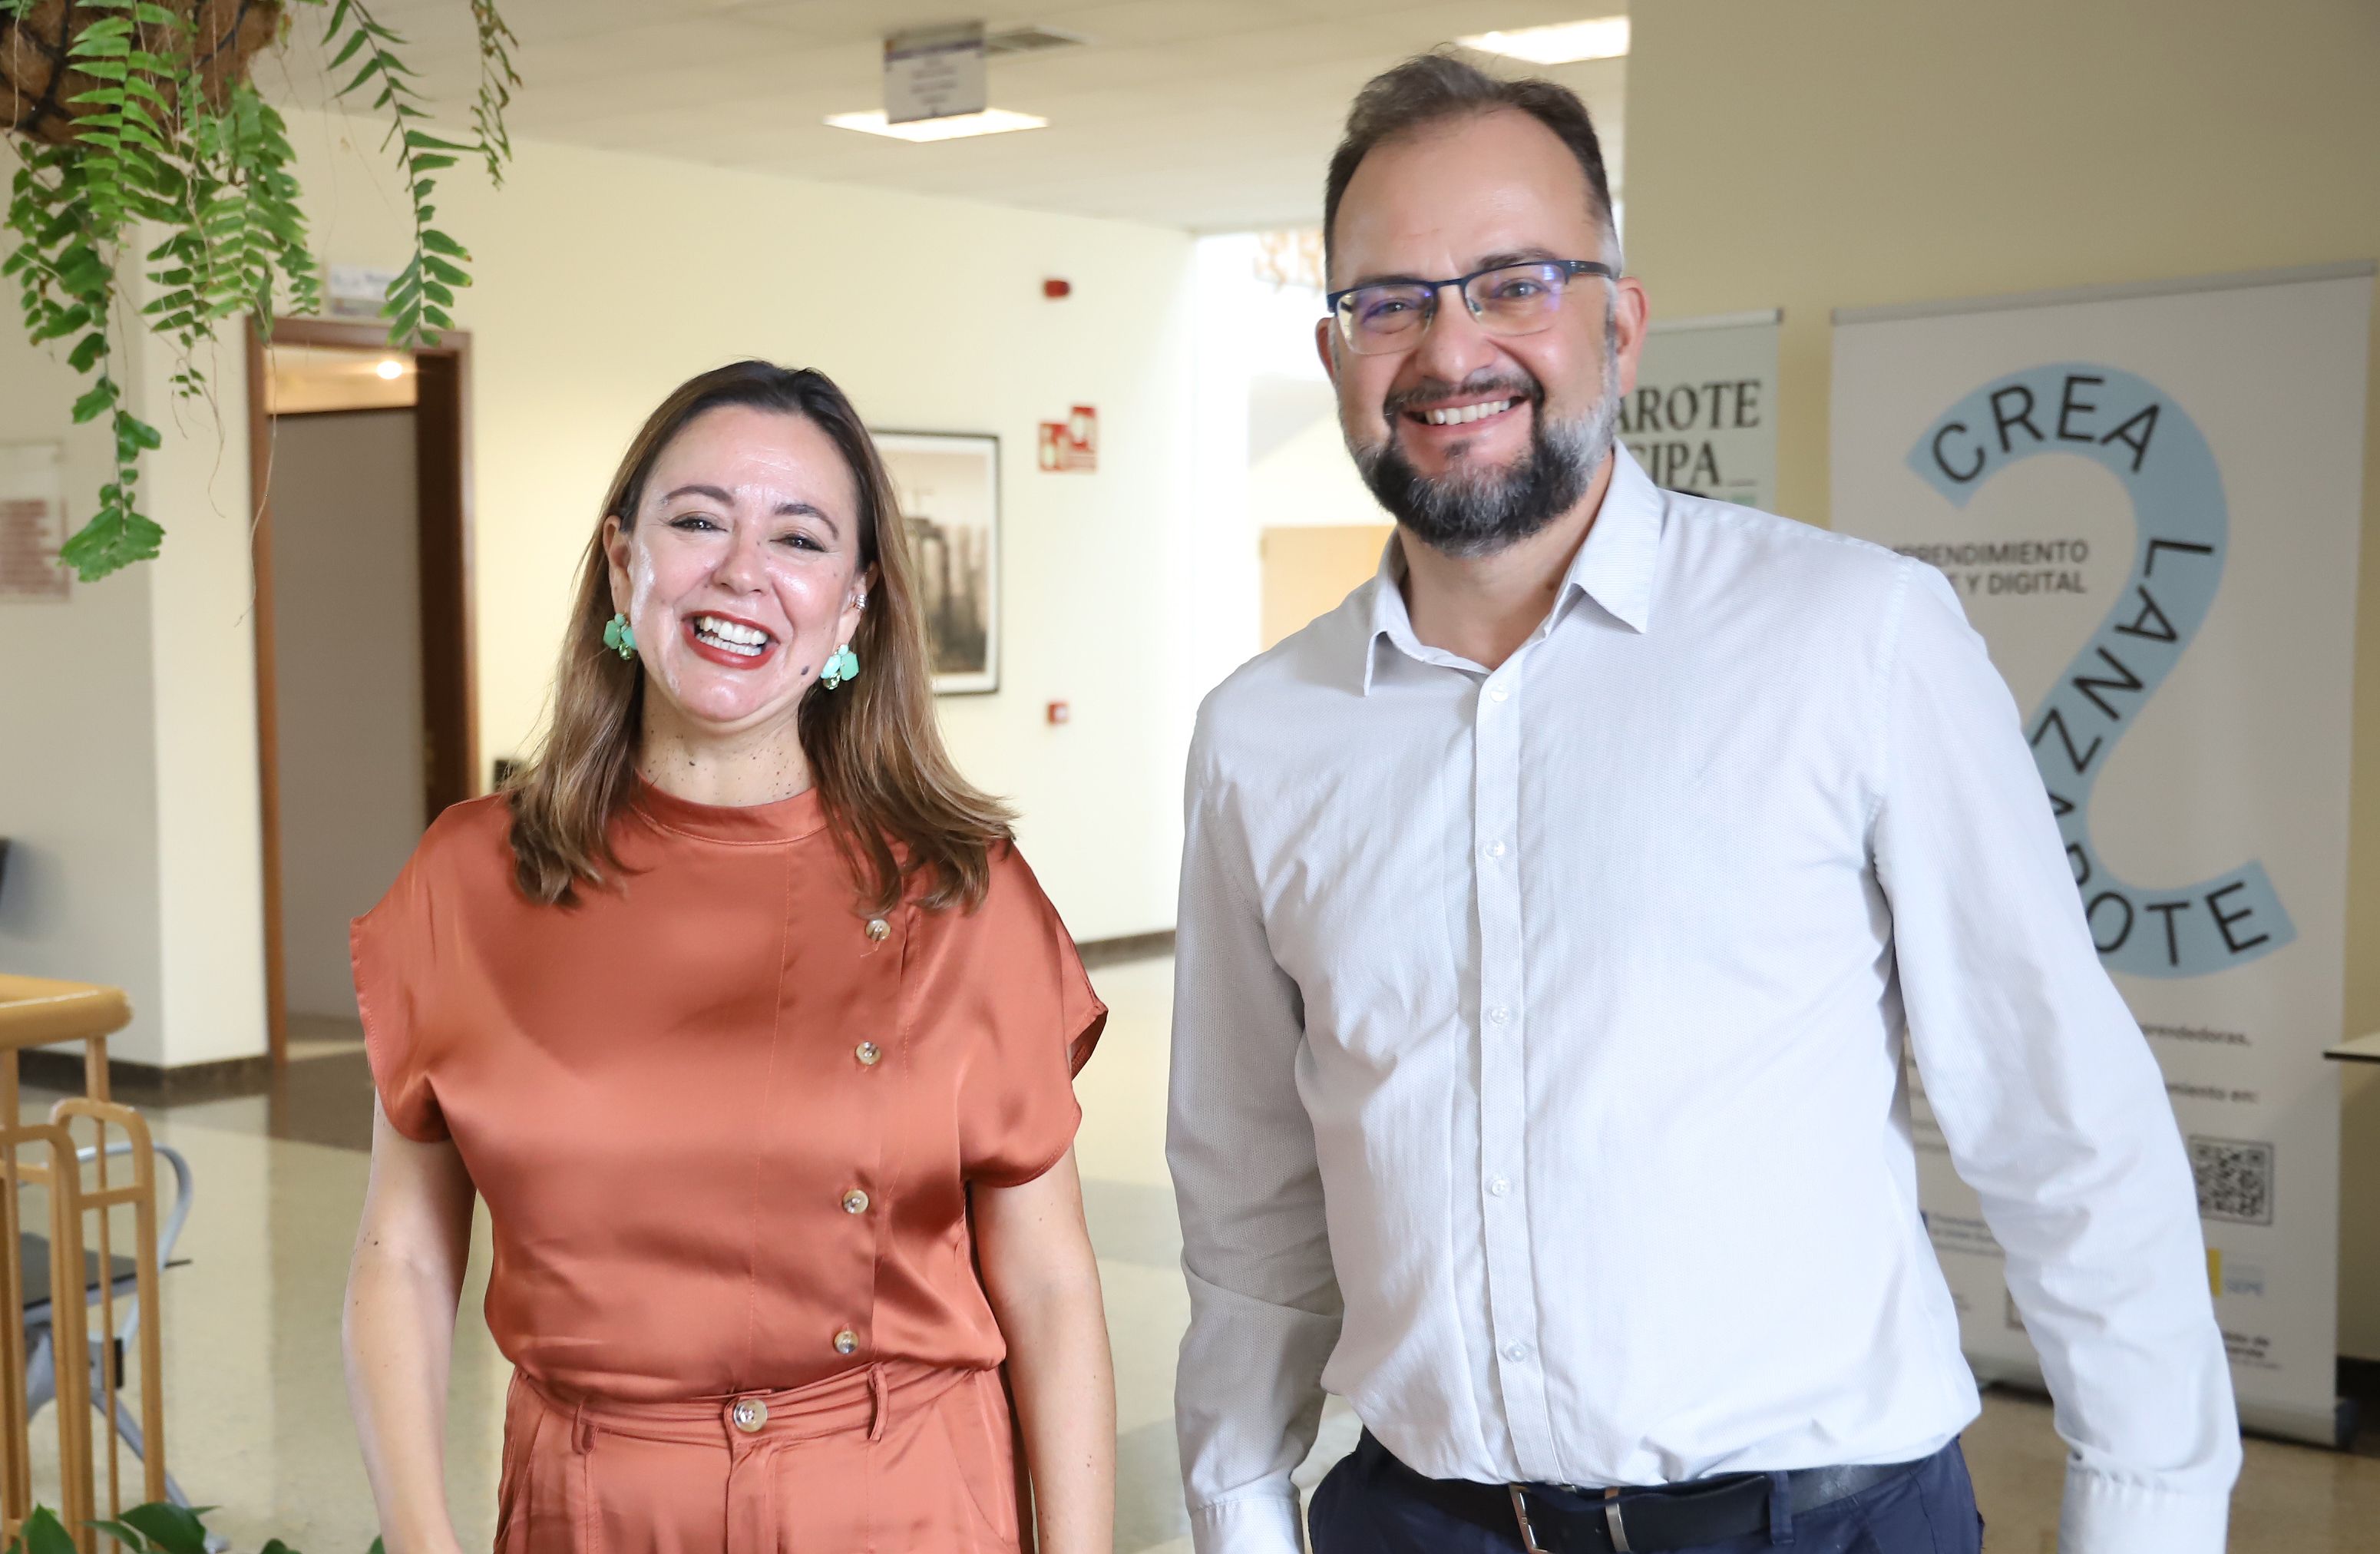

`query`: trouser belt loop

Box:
[866,1364,891,1443]
[572,1394,597,1454]
[1766,1470,1794,1545]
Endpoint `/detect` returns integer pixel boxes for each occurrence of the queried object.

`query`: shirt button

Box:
[1488,1006,1510,1026]
[1489,686,1509,703]
[864,918,891,942]
[855,1041,882,1066]
[1504,1342,1530,1363]
[833,1329,859,1356]
[841,1189,871,1215]
[1485,841,1507,859]
[1488,1176,1510,1197]
[731,1397,768,1433]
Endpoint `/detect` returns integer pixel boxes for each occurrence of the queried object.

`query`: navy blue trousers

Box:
[1308,1433,1985,1554]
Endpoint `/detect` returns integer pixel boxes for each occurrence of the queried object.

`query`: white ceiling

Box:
[265,1,1626,233]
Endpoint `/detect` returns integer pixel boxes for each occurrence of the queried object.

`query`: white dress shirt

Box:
[1166,448,2239,1554]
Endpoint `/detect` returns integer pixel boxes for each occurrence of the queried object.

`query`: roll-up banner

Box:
[1830,263,2374,1447]
[1623,309,1780,513]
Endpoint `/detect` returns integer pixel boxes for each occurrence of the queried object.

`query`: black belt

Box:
[1359,1430,1933,1553]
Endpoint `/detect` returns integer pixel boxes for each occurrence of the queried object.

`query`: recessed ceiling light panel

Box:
[825,107,1050,143]
[1458,16,1631,64]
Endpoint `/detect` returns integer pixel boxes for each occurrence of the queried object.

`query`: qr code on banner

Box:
[2189,1136,2274,1225]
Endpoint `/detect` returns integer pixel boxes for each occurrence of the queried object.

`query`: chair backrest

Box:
[0,1121,98,1549]
[66,1139,193,1342]
[48,1099,171,1531]
[0,980,165,1549]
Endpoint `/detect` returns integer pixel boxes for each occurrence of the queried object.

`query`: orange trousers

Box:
[495,1361,1024,1552]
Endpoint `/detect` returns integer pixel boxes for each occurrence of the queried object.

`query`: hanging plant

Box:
[0,0,519,580]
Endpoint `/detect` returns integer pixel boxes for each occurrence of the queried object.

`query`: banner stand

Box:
[1622,309,1780,513]
[1830,262,2374,1453]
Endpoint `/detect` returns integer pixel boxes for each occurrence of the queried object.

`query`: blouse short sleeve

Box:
[350,829,454,1143]
[924,845,1107,1187]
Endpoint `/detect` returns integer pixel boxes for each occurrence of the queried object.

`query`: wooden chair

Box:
[0,977,171,1552]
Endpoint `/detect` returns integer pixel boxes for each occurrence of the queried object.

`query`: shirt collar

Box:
[1360,444,1667,695]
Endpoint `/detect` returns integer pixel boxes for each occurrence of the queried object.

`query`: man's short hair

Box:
[1323,51,1619,272]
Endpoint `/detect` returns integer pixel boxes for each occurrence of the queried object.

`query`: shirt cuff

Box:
[2060,1463,2230,1554]
[1190,1491,1307,1554]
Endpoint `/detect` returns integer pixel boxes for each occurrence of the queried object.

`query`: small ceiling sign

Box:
[885,21,987,124]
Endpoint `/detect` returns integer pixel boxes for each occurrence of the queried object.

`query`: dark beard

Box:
[1349,306,1621,559]
[1354,397,1606,560]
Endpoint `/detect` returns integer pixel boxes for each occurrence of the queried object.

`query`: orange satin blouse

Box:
[351,783,1106,1404]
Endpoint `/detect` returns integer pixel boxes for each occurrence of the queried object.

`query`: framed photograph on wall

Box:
[874,430,1000,695]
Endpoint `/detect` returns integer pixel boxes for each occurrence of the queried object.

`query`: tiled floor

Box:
[19,958,2380,1549]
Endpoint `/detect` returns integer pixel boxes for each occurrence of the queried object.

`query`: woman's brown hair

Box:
[505,361,1012,913]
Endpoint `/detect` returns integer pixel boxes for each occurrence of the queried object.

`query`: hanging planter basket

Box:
[2,0,284,147]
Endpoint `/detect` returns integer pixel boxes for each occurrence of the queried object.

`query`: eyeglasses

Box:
[1325,260,1618,356]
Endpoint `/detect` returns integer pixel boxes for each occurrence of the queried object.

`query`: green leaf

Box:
[117,1503,207,1554]
[326,27,371,69]
[68,331,110,372]
[71,380,119,422]
[418,227,470,259]
[30,304,91,342]
[17,1508,78,1554]
[62,504,167,581]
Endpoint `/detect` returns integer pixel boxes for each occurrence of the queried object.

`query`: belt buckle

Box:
[1507,1486,1552,1554]
[1509,1484,1635,1554]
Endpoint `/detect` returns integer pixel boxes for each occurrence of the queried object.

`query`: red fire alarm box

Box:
[1038,405,1097,472]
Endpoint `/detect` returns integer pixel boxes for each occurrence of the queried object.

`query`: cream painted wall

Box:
[0,332,170,1061]
[1625,0,2380,1357]
[141,328,271,1069]
[0,303,271,1067]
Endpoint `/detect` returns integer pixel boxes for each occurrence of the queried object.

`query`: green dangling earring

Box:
[602,611,636,660]
[819,643,861,689]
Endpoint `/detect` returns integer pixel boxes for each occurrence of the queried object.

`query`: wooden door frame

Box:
[245,318,478,1066]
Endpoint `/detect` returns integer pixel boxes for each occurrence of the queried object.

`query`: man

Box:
[1166,51,2238,1554]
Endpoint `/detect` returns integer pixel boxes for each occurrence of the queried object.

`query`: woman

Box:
[343,362,1116,1552]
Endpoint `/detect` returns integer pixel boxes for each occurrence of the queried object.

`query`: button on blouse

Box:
[352,784,1106,1404]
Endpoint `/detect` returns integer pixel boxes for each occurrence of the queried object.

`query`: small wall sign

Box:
[0,442,68,600]
[326,263,402,320]
[1037,405,1097,472]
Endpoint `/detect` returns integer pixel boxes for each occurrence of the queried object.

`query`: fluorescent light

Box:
[824,107,1048,143]
[375,359,405,380]
[1459,16,1630,64]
